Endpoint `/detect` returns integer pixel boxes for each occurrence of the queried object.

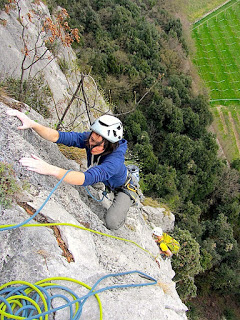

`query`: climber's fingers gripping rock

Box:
[6,109,34,130]
[19,154,54,175]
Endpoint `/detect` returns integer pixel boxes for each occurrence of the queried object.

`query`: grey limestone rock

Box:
[0,101,188,319]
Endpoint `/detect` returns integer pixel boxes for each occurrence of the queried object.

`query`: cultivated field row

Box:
[192,0,240,105]
[211,105,240,161]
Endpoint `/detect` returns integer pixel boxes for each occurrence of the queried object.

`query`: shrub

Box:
[0,76,52,118]
[0,0,8,11]
[171,227,202,301]
[0,162,20,208]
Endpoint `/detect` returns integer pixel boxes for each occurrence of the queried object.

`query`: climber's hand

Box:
[7,109,34,130]
[19,154,54,175]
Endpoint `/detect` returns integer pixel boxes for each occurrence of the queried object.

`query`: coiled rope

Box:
[0,173,159,319]
[0,271,157,320]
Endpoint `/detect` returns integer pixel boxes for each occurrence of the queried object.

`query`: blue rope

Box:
[84,186,107,202]
[0,271,157,319]
[0,170,72,232]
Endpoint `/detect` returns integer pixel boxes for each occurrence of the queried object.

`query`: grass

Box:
[191,0,240,162]
[57,144,86,166]
[0,162,22,208]
[192,0,240,105]
[141,197,161,208]
[177,0,228,22]
[211,105,240,162]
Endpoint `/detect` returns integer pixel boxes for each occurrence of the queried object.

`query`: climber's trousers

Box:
[104,191,133,230]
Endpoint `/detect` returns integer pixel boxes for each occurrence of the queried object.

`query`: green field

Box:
[192,0,240,106]
[191,0,240,162]
[211,105,240,161]
[181,0,228,22]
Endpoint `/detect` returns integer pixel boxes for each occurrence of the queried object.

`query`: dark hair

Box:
[86,132,119,156]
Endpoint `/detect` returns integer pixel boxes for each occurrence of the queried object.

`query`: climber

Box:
[7,109,139,230]
[152,227,180,258]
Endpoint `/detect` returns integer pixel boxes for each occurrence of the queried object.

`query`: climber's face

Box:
[89,132,105,155]
[152,234,162,241]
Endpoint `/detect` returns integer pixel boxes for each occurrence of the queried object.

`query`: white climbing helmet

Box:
[90,115,123,143]
[152,227,163,237]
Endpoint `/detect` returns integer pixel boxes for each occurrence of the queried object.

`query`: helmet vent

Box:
[99,120,108,127]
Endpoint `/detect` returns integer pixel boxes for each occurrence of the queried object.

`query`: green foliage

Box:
[171,228,202,301]
[199,248,213,271]
[57,57,69,74]
[124,109,147,143]
[0,77,52,118]
[175,201,202,238]
[0,162,20,208]
[160,133,194,171]
[196,213,240,295]
[0,0,8,10]
[231,158,240,171]
[177,277,197,302]
[39,0,240,305]
[223,307,238,320]
[134,142,158,172]
[203,214,238,263]
[172,228,202,277]
[205,167,240,237]
[190,95,213,127]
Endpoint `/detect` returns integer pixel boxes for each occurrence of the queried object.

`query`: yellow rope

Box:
[0,222,156,259]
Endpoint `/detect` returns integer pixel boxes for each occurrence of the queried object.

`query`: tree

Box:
[171,227,202,301]
[124,109,147,143]
[175,201,202,239]
[165,106,184,133]
[190,95,213,128]
[231,158,240,171]
[5,0,80,100]
[197,214,240,294]
[182,107,201,139]
[160,133,194,171]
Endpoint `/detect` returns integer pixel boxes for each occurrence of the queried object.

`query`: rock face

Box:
[0,0,108,129]
[0,1,188,318]
[0,1,68,106]
[0,101,188,319]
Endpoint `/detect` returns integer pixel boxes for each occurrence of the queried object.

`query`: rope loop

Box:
[0,271,157,319]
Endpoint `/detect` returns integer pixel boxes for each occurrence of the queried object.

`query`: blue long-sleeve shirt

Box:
[56,131,128,189]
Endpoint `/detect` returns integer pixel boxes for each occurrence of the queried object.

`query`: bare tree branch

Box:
[56,77,83,130]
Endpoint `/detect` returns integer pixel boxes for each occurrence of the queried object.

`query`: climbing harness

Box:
[85,159,141,203]
[0,271,157,320]
[119,165,141,203]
